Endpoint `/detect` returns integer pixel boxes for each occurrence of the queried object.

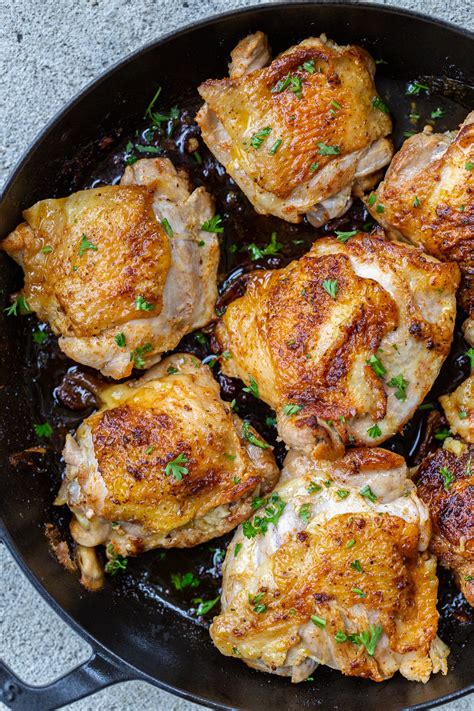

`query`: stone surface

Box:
[0,1,472,709]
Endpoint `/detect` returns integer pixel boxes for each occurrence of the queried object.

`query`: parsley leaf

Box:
[308,480,322,494]
[134,295,155,311]
[434,428,452,441]
[367,354,386,378]
[193,596,220,616]
[34,422,53,438]
[335,230,357,243]
[242,421,269,449]
[78,234,98,257]
[350,559,364,572]
[163,452,189,481]
[105,545,128,576]
[201,214,224,233]
[242,493,286,538]
[243,376,259,398]
[130,342,153,368]
[406,81,429,96]
[317,142,340,156]
[250,127,272,149]
[372,96,389,113]
[322,279,338,299]
[360,484,377,502]
[439,466,454,490]
[234,543,242,557]
[431,107,444,119]
[161,218,173,238]
[387,374,408,401]
[171,571,199,591]
[114,332,126,348]
[246,232,283,261]
[32,328,48,345]
[283,403,303,416]
[268,138,282,155]
[299,503,312,523]
[4,295,31,316]
[311,615,326,628]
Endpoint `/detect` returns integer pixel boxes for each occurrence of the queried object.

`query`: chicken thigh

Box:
[367,112,474,318]
[215,232,459,457]
[210,447,448,683]
[196,32,393,225]
[416,442,474,606]
[2,158,219,378]
[57,354,279,588]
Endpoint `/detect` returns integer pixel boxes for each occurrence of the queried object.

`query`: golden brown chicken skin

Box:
[58,354,279,588]
[215,232,459,457]
[367,112,474,318]
[197,32,393,225]
[211,448,448,683]
[416,443,474,606]
[2,158,219,378]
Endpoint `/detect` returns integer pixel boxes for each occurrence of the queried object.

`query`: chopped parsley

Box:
[413,196,420,207]
[302,60,316,73]
[265,416,277,427]
[78,234,97,257]
[311,615,326,628]
[242,492,286,538]
[387,374,408,401]
[367,193,377,206]
[242,421,269,449]
[335,229,357,243]
[335,630,348,643]
[367,424,381,439]
[317,142,340,156]
[130,342,153,368]
[161,218,173,238]
[418,402,434,411]
[283,403,303,416]
[134,295,155,311]
[465,161,474,171]
[34,422,53,438]
[145,446,154,455]
[439,466,454,490]
[114,332,126,347]
[372,96,389,113]
[193,596,220,616]
[201,214,224,233]
[406,81,429,96]
[346,538,356,549]
[336,489,350,499]
[459,410,468,419]
[434,428,452,441]
[4,295,31,316]
[250,127,272,149]
[41,245,53,254]
[309,162,319,173]
[166,366,178,375]
[135,144,161,155]
[360,484,377,502]
[234,543,242,557]
[466,348,474,368]
[431,107,444,119]
[322,279,338,299]
[105,546,128,576]
[350,624,383,655]
[171,571,199,591]
[32,328,48,345]
[249,592,267,614]
[243,376,259,399]
[308,480,322,494]
[299,503,312,523]
[351,587,366,598]
[268,138,282,155]
[246,231,283,260]
[163,452,189,481]
[350,560,364,572]
[367,354,386,378]
[375,203,385,213]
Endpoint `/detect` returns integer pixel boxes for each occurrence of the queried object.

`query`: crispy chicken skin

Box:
[58,354,279,568]
[210,448,449,683]
[196,32,393,225]
[216,232,459,457]
[416,444,474,606]
[2,158,219,378]
[367,112,474,318]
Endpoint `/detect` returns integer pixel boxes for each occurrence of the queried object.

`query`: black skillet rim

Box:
[0,2,473,709]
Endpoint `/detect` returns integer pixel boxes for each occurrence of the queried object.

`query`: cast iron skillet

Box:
[0,3,473,709]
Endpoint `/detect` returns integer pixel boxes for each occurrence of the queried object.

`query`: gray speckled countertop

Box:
[0,1,473,709]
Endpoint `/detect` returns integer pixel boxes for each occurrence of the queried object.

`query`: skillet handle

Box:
[0,649,135,710]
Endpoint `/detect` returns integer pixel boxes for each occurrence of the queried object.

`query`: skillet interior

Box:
[0,3,473,709]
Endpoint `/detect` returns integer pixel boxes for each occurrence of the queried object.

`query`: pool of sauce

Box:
[17,77,473,630]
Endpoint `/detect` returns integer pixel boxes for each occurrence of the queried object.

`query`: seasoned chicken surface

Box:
[2,158,219,378]
[216,233,459,457]
[210,448,449,683]
[368,112,474,317]
[58,354,279,576]
[197,32,393,225]
[439,376,473,444]
[416,444,474,606]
